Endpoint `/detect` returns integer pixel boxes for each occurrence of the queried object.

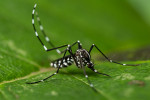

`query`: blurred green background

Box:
[0,0,150,100]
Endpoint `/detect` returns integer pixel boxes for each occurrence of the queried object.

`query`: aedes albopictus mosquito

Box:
[26,4,139,91]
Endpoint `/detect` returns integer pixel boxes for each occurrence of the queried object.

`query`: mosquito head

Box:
[87,62,94,68]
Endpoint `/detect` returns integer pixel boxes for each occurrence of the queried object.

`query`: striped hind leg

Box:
[32,4,68,52]
[32,4,83,54]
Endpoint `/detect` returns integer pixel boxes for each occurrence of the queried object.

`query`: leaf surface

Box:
[0,0,150,100]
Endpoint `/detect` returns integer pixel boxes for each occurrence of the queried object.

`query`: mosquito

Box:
[26,4,139,91]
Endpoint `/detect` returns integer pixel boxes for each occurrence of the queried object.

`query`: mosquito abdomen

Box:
[50,55,74,68]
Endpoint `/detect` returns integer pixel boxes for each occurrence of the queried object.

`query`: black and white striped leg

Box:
[89,67,110,77]
[59,40,81,54]
[83,67,97,92]
[26,50,68,84]
[79,56,97,92]
[67,47,78,66]
[89,44,139,66]
[32,4,68,52]
[77,40,82,49]
[35,11,61,54]
[26,72,57,84]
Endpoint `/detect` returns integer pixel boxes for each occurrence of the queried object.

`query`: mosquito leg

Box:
[88,67,110,77]
[26,50,68,84]
[89,44,139,66]
[59,41,81,66]
[59,40,82,54]
[83,67,97,92]
[67,45,78,66]
[32,4,68,52]
[26,72,57,84]
[35,12,62,54]
[79,56,97,92]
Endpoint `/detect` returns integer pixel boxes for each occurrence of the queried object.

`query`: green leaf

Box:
[0,61,150,100]
[0,0,150,100]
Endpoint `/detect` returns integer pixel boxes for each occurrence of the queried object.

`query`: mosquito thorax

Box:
[76,49,91,60]
[74,49,91,68]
